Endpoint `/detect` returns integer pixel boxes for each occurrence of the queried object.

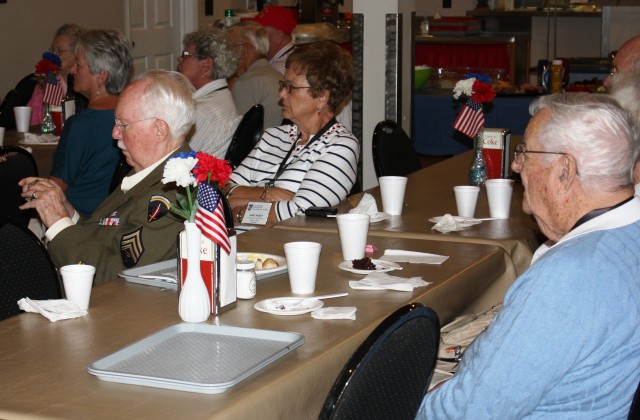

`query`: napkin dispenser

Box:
[482,128,511,179]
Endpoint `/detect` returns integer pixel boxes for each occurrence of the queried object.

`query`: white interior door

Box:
[125,0,196,79]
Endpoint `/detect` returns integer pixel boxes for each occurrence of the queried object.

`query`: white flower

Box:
[453,78,476,100]
[162,157,198,187]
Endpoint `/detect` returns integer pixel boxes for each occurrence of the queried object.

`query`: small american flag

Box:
[43,82,65,107]
[195,183,231,254]
[453,99,484,139]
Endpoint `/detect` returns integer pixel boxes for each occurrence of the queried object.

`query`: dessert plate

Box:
[338,259,402,275]
[254,297,324,316]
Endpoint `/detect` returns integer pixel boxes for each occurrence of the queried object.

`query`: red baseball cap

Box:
[244,6,298,35]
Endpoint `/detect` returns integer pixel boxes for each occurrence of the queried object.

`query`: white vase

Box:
[178,221,210,323]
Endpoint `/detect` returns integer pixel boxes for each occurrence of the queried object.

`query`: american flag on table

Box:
[43,82,65,107]
[453,98,485,139]
[195,182,231,254]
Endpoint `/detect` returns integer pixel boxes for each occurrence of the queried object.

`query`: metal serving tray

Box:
[87,324,304,394]
[119,260,179,290]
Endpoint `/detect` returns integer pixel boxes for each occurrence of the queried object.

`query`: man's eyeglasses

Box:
[278,80,311,94]
[513,143,567,165]
[114,117,157,130]
[180,50,206,59]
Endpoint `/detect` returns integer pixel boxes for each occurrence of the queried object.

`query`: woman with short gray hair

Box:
[177,28,241,156]
[50,28,132,217]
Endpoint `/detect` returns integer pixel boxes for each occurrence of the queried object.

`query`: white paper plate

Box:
[237,252,287,280]
[254,297,324,316]
[370,212,391,223]
[338,259,402,275]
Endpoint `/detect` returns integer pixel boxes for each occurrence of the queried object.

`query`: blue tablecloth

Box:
[414,90,536,156]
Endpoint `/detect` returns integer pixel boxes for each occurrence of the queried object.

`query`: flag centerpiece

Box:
[34,52,65,107]
[452,73,496,139]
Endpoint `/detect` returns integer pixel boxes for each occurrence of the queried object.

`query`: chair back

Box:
[629,379,640,419]
[319,303,440,420]
[224,104,264,169]
[0,220,61,321]
[0,146,38,227]
[372,120,422,178]
[0,73,37,129]
[109,154,133,193]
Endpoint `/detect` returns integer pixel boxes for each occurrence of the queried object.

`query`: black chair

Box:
[109,154,133,193]
[0,146,38,227]
[319,303,440,420]
[372,120,423,178]
[629,380,640,419]
[225,104,264,169]
[0,73,37,129]
[0,219,62,321]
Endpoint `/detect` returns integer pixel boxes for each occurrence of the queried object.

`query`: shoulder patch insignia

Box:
[121,226,144,267]
[148,195,171,223]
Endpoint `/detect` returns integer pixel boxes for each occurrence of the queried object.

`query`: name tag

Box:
[242,202,272,225]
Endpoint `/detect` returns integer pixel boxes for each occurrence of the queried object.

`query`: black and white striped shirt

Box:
[230,122,360,221]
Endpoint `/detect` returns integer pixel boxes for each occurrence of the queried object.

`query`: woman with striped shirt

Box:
[225,41,359,226]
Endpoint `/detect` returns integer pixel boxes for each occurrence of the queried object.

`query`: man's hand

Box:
[18,177,75,228]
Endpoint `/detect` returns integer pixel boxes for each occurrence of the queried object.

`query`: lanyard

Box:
[570,196,633,231]
[266,118,336,188]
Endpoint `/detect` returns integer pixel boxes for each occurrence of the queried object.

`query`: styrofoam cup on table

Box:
[485,179,515,219]
[0,127,5,146]
[283,242,322,294]
[13,106,32,133]
[378,176,408,216]
[453,185,480,218]
[60,264,96,310]
[336,213,370,261]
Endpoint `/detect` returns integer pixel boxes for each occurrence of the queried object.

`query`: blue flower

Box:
[172,151,198,160]
[465,73,492,84]
[42,52,62,67]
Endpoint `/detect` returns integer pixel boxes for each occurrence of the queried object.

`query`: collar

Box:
[120,148,178,193]
[271,42,295,61]
[531,195,640,264]
[193,79,228,99]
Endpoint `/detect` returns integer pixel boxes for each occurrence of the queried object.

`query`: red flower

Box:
[193,152,232,188]
[471,80,496,104]
[35,59,59,75]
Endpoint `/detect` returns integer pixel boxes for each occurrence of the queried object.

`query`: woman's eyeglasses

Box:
[278,80,311,94]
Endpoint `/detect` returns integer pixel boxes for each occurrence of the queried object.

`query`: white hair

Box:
[136,70,196,140]
[609,71,640,126]
[530,92,639,191]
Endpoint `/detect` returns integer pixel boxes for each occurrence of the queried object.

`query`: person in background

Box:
[19,70,195,287]
[225,41,359,226]
[177,29,241,157]
[418,93,640,418]
[27,23,88,125]
[245,5,297,74]
[49,28,132,217]
[227,23,283,128]
[604,34,640,88]
[608,70,640,194]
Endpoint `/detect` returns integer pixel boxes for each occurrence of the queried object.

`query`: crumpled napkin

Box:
[349,272,431,292]
[380,249,449,265]
[17,298,87,322]
[429,214,482,233]
[23,133,59,144]
[311,307,357,320]
[349,193,378,216]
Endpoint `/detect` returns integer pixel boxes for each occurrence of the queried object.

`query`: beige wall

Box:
[0,0,125,98]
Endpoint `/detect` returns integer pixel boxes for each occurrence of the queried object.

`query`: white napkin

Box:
[380,249,449,265]
[311,307,357,320]
[349,193,378,216]
[17,298,87,322]
[349,272,431,292]
[429,214,482,233]
[23,133,59,144]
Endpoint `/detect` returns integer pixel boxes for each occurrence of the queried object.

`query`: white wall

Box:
[0,0,125,98]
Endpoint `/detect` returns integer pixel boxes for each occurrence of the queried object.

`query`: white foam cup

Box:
[453,186,480,218]
[13,106,32,133]
[485,179,514,219]
[60,264,96,310]
[378,176,408,216]
[283,242,322,294]
[336,213,370,261]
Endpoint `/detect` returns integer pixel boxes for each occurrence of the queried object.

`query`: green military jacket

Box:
[48,145,191,286]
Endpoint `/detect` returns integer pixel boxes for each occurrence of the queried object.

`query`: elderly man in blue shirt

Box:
[418,92,640,419]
